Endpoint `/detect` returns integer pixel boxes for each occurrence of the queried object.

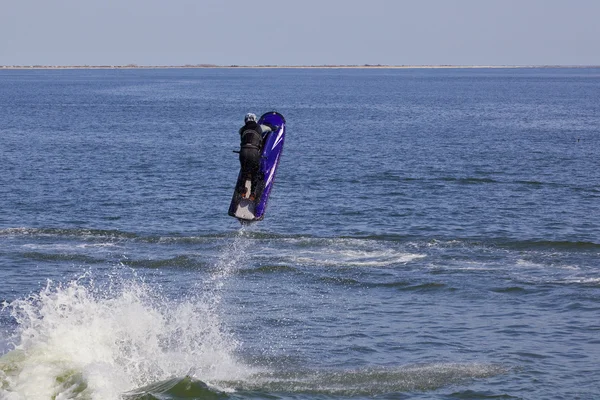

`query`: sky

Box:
[1,0,599,66]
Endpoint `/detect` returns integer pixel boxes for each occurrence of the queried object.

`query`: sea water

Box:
[0,68,599,399]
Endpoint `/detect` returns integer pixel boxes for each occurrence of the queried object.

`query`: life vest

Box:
[240,126,263,149]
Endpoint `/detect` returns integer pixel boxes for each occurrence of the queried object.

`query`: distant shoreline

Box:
[1,64,600,70]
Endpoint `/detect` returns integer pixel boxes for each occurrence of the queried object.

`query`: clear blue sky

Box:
[2,0,599,66]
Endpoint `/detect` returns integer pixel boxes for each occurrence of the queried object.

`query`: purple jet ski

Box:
[228,111,286,223]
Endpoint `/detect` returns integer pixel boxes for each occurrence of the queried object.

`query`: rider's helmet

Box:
[244,113,257,123]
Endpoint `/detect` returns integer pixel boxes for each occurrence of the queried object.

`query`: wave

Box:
[286,250,426,268]
[490,286,531,294]
[368,173,600,194]
[0,272,250,400]
[440,177,499,184]
[228,363,508,396]
[117,363,510,399]
[19,251,106,264]
[2,226,598,252]
[310,277,454,292]
[123,376,227,400]
[498,239,600,251]
[0,227,139,240]
[247,265,299,274]
[359,236,600,252]
[0,226,304,247]
[122,255,204,269]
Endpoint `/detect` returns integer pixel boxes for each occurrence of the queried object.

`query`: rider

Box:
[238,113,273,201]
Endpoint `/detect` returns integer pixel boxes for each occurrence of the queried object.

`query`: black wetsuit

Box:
[238,121,264,196]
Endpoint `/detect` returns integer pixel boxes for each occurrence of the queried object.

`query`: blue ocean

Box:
[0,68,599,399]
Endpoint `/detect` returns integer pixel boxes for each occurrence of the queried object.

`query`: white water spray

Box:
[0,229,254,400]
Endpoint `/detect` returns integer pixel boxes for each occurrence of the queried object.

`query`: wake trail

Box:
[191,226,252,316]
[208,226,252,289]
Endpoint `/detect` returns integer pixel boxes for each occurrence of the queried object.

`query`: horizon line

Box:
[2,64,600,70]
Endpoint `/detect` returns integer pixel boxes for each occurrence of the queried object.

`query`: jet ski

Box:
[228,111,286,223]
